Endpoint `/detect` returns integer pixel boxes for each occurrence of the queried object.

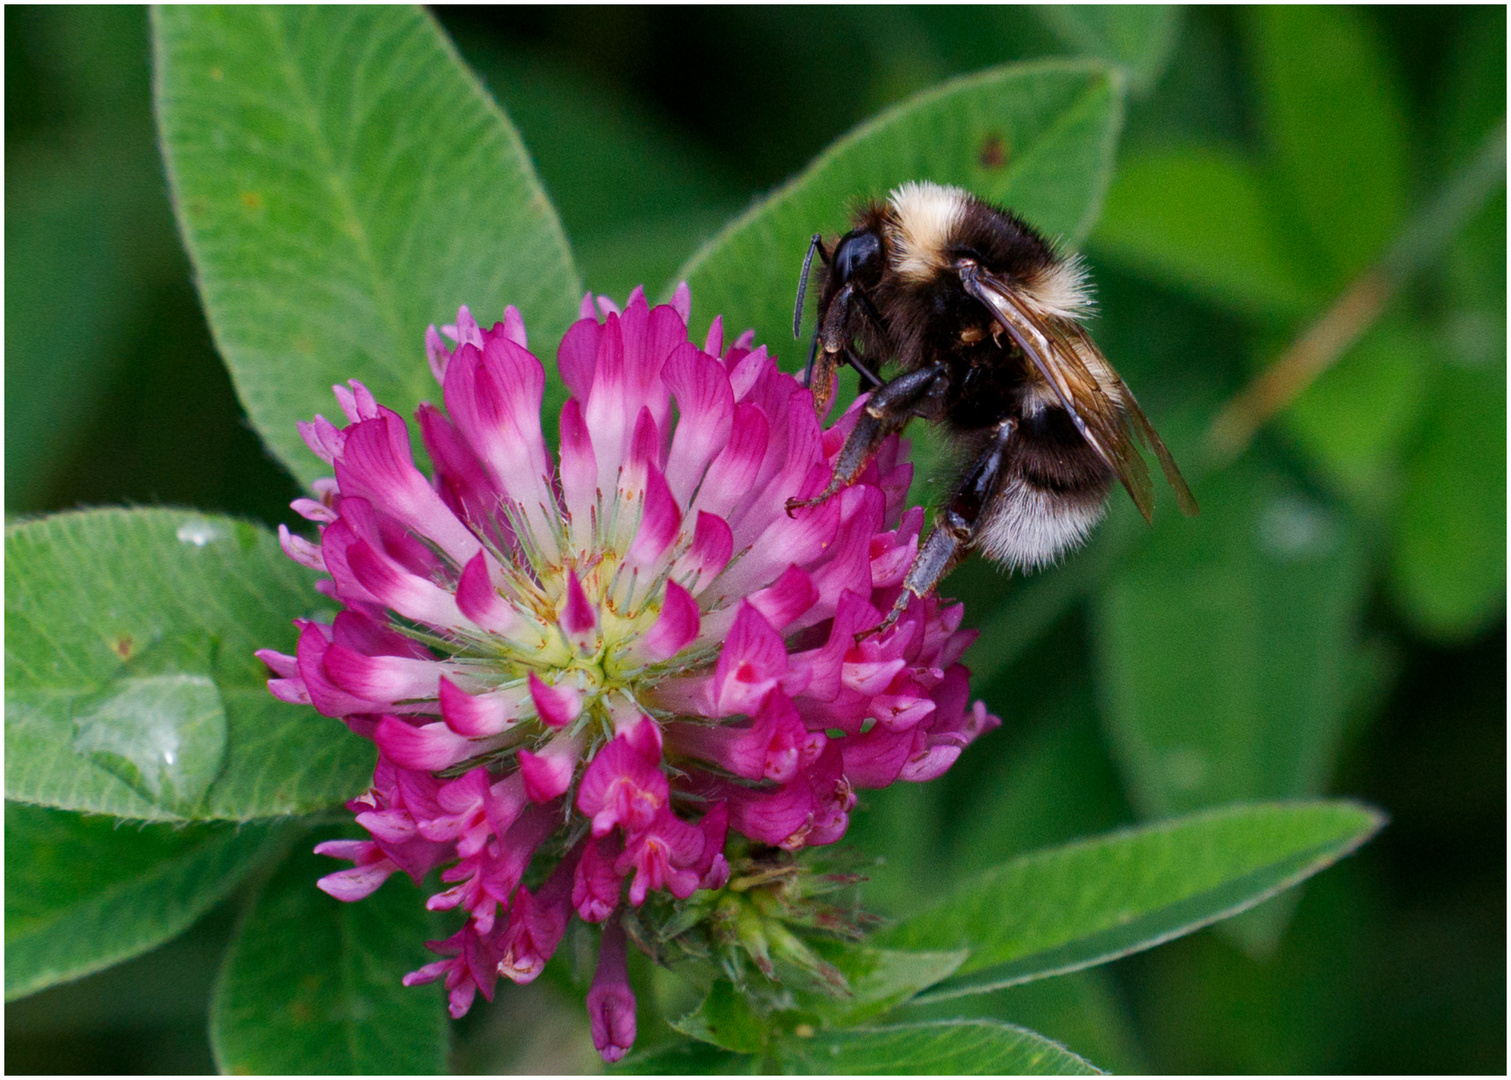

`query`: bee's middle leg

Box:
[787,362,948,514]
[869,416,1017,636]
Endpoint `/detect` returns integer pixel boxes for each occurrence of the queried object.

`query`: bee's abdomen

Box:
[975,476,1109,571]
[970,406,1114,570]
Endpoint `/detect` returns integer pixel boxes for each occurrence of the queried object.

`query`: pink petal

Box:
[323,645,441,704]
[623,465,681,575]
[296,624,382,717]
[498,845,580,984]
[614,407,661,509]
[332,380,379,424]
[618,709,664,760]
[632,580,699,664]
[711,603,787,717]
[425,323,452,385]
[583,314,629,491]
[482,771,530,841]
[446,305,483,349]
[702,314,724,357]
[439,676,529,737]
[291,495,337,524]
[572,834,623,923]
[558,571,599,653]
[558,397,599,546]
[587,919,637,1063]
[838,724,918,788]
[332,608,433,659]
[695,803,730,889]
[298,414,344,466]
[672,511,733,597]
[617,808,704,905]
[376,716,478,771]
[441,337,559,558]
[277,525,324,571]
[843,657,906,696]
[746,564,817,633]
[670,281,691,324]
[256,647,298,679]
[500,305,528,349]
[576,735,668,837]
[694,403,769,521]
[662,342,735,508]
[669,693,823,783]
[557,313,602,401]
[346,539,465,630]
[417,404,502,544]
[520,730,583,801]
[529,672,582,728]
[317,861,397,901]
[712,473,841,599]
[454,551,522,637]
[724,773,816,846]
[335,411,482,567]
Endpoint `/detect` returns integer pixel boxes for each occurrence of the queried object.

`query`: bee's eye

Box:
[833,230,883,286]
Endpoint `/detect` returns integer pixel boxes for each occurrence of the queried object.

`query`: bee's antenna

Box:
[794,234,823,340]
[802,330,821,388]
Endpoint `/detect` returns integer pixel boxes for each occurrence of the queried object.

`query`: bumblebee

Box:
[791,181,1197,631]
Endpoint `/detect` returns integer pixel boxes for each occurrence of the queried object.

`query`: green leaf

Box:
[1245,6,1409,282]
[1036,6,1181,95]
[799,945,970,1028]
[1092,146,1318,319]
[5,508,373,822]
[209,842,447,1074]
[774,1020,1102,1075]
[152,6,580,487]
[679,59,1125,366]
[897,972,1146,1075]
[670,979,768,1056]
[669,947,967,1055]
[4,802,289,1000]
[1389,359,1507,640]
[876,800,1383,1000]
[1093,462,1371,818]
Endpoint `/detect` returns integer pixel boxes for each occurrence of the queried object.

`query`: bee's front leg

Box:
[869,416,1017,637]
[787,363,949,515]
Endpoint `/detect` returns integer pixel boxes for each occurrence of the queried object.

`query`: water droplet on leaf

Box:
[73,672,227,811]
[175,519,226,547]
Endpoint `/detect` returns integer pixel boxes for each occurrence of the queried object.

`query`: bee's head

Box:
[829,226,885,292]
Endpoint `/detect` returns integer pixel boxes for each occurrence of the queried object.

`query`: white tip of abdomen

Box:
[975,481,1107,572]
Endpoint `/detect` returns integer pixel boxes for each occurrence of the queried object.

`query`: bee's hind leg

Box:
[787,362,948,516]
[867,416,1017,638]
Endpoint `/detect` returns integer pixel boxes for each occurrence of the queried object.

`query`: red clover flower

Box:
[257,285,999,1062]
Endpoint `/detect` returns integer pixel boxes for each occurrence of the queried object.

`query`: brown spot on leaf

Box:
[979,134,1008,170]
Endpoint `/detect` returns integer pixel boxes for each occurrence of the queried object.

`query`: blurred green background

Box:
[6,6,1503,1073]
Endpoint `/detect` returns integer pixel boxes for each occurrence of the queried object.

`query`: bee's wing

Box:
[1053,319,1200,518]
[961,266,1198,521]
